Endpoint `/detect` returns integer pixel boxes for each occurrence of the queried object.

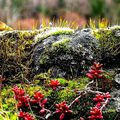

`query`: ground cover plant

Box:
[0,62,118,120]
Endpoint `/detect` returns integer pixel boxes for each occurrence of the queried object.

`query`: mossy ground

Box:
[0,74,118,120]
[0,76,89,120]
[1,77,89,110]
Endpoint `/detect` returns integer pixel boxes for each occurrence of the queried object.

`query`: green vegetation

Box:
[0,110,18,120]
[93,26,120,59]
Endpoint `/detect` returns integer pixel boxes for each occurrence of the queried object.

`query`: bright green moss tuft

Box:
[58,88,76,101]
[56,78,67,86]
[52,38,71,47]
[34,27,74,43]
[55,77,90,101]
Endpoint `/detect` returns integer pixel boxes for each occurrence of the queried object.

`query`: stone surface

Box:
[115,73,120,85]
[32,28,98,78]
[111,89,120,112]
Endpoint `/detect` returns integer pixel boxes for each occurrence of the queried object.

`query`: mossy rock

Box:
[32,28,97,79]
[0,26,120,81]
[0,29,47,80]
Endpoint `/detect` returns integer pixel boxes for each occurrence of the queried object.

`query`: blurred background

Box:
[0,0,120,29]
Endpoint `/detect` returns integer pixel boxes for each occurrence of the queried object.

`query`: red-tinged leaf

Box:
[79,117,85,120]
[60,113,65,120]
[104,92,111,98]
[86,73,94,79]
[89,70,95,74]
[40,108,46,115]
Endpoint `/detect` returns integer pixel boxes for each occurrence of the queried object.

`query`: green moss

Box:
[0,29,49,82]
[58,88,76,101]
[52,38,71,47]
[34,27,74,43]
[39,54,49,64]
[56,78,68,86]
[17,28,48,39]
[39,46,70,67]
[0,110,18,120]
[56,77,90,101]
[93,26,120,56]
[1,86,16,111]
[24,84,52,97]
[34,76,90,102]
[33,70,52,81]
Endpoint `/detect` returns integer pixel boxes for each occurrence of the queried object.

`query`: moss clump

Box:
[1,85,16,111]
[0,111,18,120]
[33,73,50,81]
[34,27,74,43]
[52,38,71,47]
[38,38,71,66]
[0,28,49,81]
[39,54,50,65]
[37,41,73,76]
[56,77,90,101]
[93,26,120,56]
[92,26,120,66]
[58,88,76,102]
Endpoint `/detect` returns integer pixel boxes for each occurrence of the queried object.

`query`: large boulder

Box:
[32,28,98,78]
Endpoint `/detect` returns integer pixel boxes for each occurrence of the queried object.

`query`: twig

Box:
[68,79,105,109]
[68,91,87,108]
[100,98,109,111]
[85,80,94,89]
